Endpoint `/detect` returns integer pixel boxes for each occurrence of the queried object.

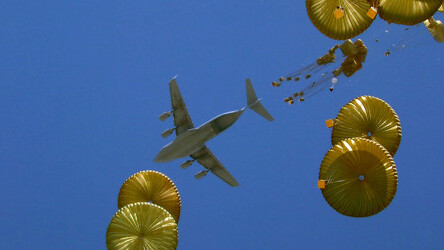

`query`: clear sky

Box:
[1,1,443,249]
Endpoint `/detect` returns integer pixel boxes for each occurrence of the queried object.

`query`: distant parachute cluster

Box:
[272,39,367,103]
[306,0,444,42]
[318,96,402,217]
[272,1,444,105]
[107,171,180,249]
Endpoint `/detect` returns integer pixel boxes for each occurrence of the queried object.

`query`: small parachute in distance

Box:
[273,39,368,104]
[424,17,444,43]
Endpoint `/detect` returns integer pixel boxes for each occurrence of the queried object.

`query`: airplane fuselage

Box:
[154,109,244,162]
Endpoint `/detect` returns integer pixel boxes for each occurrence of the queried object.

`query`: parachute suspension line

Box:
[279,55,344,103]
[323,163,358,186]
[308,63,329,76]
[305,77,335,99]
[272,61,328,87]
[324,179,347,184]
[391,25,425,52]
[375,24,427,56]
[287,62,318,78]
[300,73,340,100]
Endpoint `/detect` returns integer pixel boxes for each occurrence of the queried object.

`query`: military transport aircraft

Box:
[154,77,273,187]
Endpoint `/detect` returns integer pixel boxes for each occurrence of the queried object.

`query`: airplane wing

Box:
[169,78,194,135]
[191,146,240,187]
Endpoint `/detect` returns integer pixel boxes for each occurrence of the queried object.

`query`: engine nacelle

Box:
[195,170,209,180]
[161,128,175,138]
[159,111,172,121]
[180,160,194,169]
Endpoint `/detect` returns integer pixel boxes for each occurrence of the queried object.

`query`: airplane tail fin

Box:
[245,79,274,121]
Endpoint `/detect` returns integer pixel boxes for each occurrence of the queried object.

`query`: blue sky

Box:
[1,1,443,249]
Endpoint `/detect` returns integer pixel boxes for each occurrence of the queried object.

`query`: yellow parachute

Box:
[378,0,443,25]
[106,202,179,250]
[327,96,402,156]
[318,138,398,217]
[424,17,444,43]
[118,170,182,223]
[306,0,375,40]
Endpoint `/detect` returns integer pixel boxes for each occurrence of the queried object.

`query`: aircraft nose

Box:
[154,150,167,162]
[154,145,175,162]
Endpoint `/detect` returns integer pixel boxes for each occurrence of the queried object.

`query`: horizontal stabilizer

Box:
[246,79,274,121]
[250,102,274,121]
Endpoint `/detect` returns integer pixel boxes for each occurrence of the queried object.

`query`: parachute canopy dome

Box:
[306,0,375,40]
[118,170,181,222]
[378,0,443,25]
[331,96,402,156]
[319,138,398,217]
[106,202,179,250]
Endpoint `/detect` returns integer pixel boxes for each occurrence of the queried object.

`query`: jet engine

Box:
[161,128,175,138]
[194,170,209,180]
[159,111,172,121]
[180,160,194,169]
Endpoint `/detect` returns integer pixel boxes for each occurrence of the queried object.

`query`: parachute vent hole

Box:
[367,131,372,137]
[359,175,365,181]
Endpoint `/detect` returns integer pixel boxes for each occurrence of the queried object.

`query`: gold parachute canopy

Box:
[118,170,181,222]
[319,138,398,217]
[106,202,179,250]
[306,0,375,40]
[378,0,443,25]
[331,96,402,156]
[365,0,380,6]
